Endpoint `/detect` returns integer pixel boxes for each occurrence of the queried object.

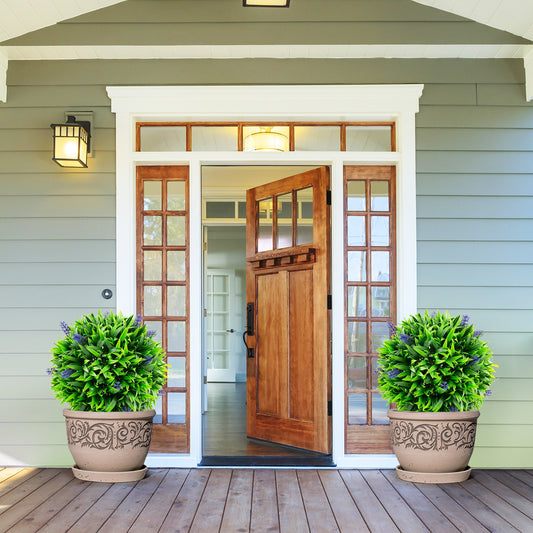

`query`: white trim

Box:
[525,49,533,102]
[0,49,7,103]
[108,84,422,468]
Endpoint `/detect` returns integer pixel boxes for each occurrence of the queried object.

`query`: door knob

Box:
[226,329,235,333]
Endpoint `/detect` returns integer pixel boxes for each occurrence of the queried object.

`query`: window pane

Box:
[212,275,228,293]
[140,126,186,152]
[167,392,186,423]
[144,216,162,245]
[371,216,389,246]
[372,357,380,389]
[168,251,186,281]
[144,250,162,281]
[167,356,186,388]
[167,216,186,246]
[238,201,247,219]
[372,286,390,317]
[347,357,366,389]
[371,181,389,211]
[191,126,238,151]
[296,188,313,245]
[144,181,162,211]
[347,251,366,282]
[206,201,235,219]
[257,198,273,252]
[347,286,366,317]
[348,393,367,425]
[144,321,162,344]
[371,251,389,282]
[372,393,389,425]
[153,395,163,423]
[294,126,340,151]
[168,321,186,352]
[346,126,391,152]
[347,181,365,211]
[371,322,389,352]
[168,285,186,316]
[168,181,186,211]
[347,321,366,353]
[144,286,162,316]
[277,193,293,249]
[243,126,289,152]
[347,216,366,246]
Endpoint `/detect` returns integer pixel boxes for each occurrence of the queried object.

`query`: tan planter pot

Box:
[388,409,479,483]
[63,409,155,482]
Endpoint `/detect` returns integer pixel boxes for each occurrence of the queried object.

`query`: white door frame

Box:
[108,84,423,468]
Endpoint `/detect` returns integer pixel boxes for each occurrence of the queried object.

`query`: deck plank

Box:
[130,469,190,533]
[505,469,533,487]
[340,469,400,533]
[297,470,339,533]
[317,470,369,533]
[275,469,309,533]
[189,469,231,533]
[251,469,279,533]
[381,470,460,533]
[484,469,533,502]
[159,468,210,533]
[220,469,253,533]
[0,469,25,486]
[0,469,58,506]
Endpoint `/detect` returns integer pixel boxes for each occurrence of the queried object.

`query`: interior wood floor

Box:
[0,467,532,532]
[202,382,324,457]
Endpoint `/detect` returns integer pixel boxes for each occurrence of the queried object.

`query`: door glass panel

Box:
[347,286,366,317]
[143,216,162,245]
[140,126,186,152]
[167,216,186,246]
[276,193,293,248]
[372,393,389,424]
[294,126,340,151]
[347,251,366,282]
[153,395,163,423]
[168,285,186,316]
[347,357,367,389]
[214,294,228,312]
[372,287,390,317]
[167,181,186,211]
[167,357,186,388]
[212,313,228,330]
[371,251,389,281]
[191,126,238,151]
[144,286,162,316]
[346,126,392,152]
[347,216,366,246]
[296,187,313,245]
[168,321,186,352]
[167,392,186,423]
[168,251,186,280]
[213,275,228,292]
[144,181,162,210]
[371,322,389,352]
[348,393,367,424]
[347,181,365,211]
[347,321,366,353]
[371,357,380,389]
[371,216,389,246]
[144,321,162,344]
[371,181,389,211]
[144,250,162,281]
[206,201,235,219]
[213,352,229,369]
[257,198,273,252]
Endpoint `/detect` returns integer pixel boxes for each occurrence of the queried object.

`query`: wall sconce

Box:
[243,0,290,7]
[244,127,289,152]
[50,114,91,168]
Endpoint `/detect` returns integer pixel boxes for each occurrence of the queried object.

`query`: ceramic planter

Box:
[388,409,480,483]
[63,409,155,482]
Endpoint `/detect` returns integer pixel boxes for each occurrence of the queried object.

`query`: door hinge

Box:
[328,400,332,416]
[327,294,332,310]
[326,190,332,205]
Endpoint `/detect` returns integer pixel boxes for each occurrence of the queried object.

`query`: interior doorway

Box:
[201,165,333,465]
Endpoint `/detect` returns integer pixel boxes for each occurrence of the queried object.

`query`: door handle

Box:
[226,329,235,333]
[243,331,254,358]
[244,302,255,358]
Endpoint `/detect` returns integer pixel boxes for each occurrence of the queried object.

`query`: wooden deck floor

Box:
[0,467,532,532]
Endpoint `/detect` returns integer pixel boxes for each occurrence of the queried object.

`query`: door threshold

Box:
[199,456,336,467]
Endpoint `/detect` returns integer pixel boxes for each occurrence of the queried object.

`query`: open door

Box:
[245,167,331,454]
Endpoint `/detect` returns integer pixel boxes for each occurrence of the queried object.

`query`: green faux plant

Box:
[49,311,167,412]
[377,311,497,412]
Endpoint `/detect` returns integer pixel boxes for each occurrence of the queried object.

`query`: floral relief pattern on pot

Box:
[66,420,152,450]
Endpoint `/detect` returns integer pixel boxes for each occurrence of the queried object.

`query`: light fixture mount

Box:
[243,0,290,7]
[50,113,92,168]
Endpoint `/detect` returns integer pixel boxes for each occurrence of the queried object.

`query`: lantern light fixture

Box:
[50,114,91,168]
[243,0,290,7]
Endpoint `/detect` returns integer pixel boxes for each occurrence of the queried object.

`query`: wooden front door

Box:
[246,167,331,454]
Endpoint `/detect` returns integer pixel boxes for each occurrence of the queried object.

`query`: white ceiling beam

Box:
[524,48,533,101]
[0,48,7,102]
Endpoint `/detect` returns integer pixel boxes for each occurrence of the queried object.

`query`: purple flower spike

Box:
[143,356,154,365]
[122,406,133,412]
[440,381,448,390]
[61,369,75,379]
[388,368,401,379]
[72,333,86,344]
[113,381,122,390]
[399,333,412,344]
[46,367,55,376]
[473,330,483,337]
[158,389,166,397]
[470,356,480,364]
[387,322,397,336]
[147,330,157,337]
[485,389,492,396]
[134,314,143,327]
[460,315,470,327]
[60,321,70,335]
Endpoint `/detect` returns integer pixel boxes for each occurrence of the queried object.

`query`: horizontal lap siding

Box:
[0,54,532,466]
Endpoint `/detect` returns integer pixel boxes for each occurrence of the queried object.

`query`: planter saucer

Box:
[395,465,471,484]
[71,465,148,483]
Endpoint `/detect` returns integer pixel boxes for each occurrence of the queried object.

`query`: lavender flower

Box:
[46,367,56,376]
[450,406,459,412]
[460,315,470,327]
[440,381,448,390]
[143,356,153,365]
[113,381,122,390]
[134,314,142,327]
[147,330,157,337]
[485,389,492,396]
[61,369,75,379]
[399,333,413,344]
[388,368,401,379]
[473,330,483,337]
[72,333,86,344]
[60,321,70,335]
[122,406,133,412]
[387,322,397,336]
[158,389,166,397]
[470,356,480,364]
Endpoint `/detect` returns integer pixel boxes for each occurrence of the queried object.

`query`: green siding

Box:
[0,2,532,469]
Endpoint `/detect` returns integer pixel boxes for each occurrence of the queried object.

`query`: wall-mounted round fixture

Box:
[243,0,290,6]
[50,115,91,168]
[101,289,113,300]
[244,127,289,152]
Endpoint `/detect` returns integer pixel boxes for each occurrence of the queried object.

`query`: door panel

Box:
[246,166,331,454]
